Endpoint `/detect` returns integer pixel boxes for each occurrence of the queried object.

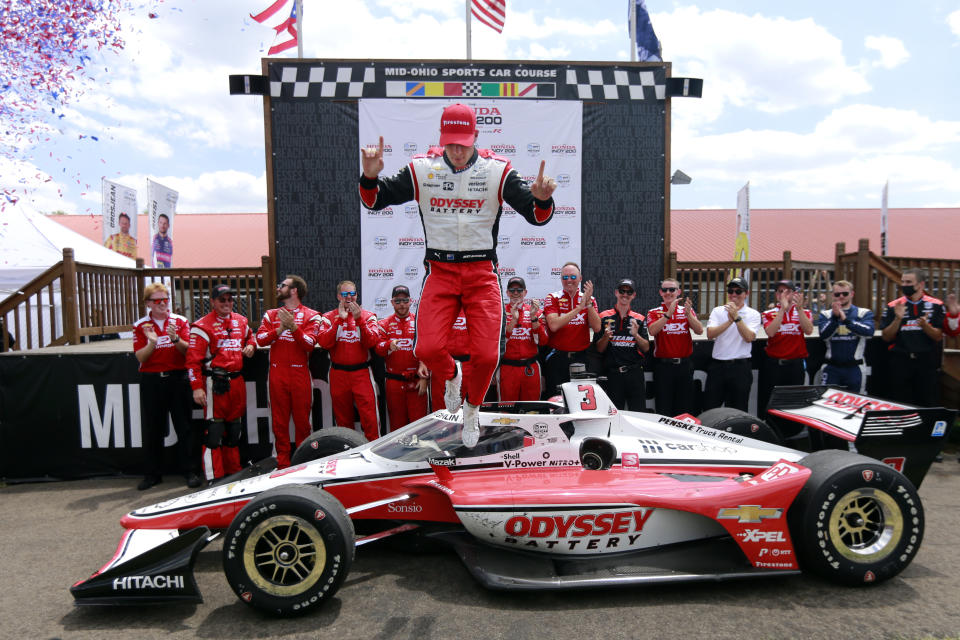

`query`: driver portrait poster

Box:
[101,178,139,259]
[358,99,582,316]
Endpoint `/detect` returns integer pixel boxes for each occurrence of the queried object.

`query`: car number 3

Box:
[578,384,597,410]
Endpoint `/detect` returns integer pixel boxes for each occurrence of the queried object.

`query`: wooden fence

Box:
[0,249,274,351]
[671,238,960,319]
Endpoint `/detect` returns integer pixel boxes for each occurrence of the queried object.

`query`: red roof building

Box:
[52,213,269,268]
[671,208,959,262]
[49,208,958,267]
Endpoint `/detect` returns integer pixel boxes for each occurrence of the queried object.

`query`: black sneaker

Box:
[185,473,202,488]
[137,475,161,491]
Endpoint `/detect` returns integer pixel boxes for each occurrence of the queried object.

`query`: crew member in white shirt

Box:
[704,276,762,411]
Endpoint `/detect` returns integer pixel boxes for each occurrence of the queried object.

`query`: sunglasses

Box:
[507,288,524,294]
[562,275,579,280]
[617,288,634,295]
[340,291,357,297]
[660,287,677,293]
[149,297,169,304]
[217,296,234,303]
[277,282,291,289]
[392,298,410,303]
[833,291,851,297]
[727,288,745,295]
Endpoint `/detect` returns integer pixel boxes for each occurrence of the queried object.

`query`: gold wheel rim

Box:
[242,514,327,596]
[827,488,903,562]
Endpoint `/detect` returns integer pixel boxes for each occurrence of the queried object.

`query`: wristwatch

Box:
[733,316,742,323]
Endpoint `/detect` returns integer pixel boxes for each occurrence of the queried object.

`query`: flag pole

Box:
[296,0,303,57]
[466,0,472,60]
[629,0,637,62]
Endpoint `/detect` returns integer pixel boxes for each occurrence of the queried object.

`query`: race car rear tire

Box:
[291,427,368,465]
[788,450,923,586]
[222,484,355,615]
[696,407,782,445]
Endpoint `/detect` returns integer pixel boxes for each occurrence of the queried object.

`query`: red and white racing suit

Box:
[498,302,547,402]
[359,146,553,407]
[428,310,472,410]
[255,305,327,468]
[187,311,255,479]
[376,312,428,430]
[319,308,384,441]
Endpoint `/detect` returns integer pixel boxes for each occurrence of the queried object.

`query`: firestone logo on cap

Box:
[439,104,477,146]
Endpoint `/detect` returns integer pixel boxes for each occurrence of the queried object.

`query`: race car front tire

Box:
[788,450,923,586]
[696,407,782,445]
[222,484,355,615]
[291,427,368,465]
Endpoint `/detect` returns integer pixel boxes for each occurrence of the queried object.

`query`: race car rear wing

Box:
[766,386,956,488]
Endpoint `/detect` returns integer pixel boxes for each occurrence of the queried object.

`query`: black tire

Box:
[222,485,355,615]
[788,450,924,586]
[697,407,782,445]
[291,427,368,465]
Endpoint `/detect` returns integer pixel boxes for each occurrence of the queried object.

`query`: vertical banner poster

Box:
[880,180,889,257]
[101,179,139,259]
[147,179,179,268]
[732,181,750,280]
[358,98,582,314]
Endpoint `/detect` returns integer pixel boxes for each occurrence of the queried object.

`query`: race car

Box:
[71,380,954,616]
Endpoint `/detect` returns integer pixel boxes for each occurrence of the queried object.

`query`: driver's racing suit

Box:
[359,147,553,407]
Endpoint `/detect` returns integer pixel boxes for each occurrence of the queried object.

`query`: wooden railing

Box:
[669,250,834,318]
[0,248,274,351]
[834,239,960,316]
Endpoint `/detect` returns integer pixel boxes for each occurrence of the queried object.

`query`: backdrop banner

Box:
[358,98,582,309]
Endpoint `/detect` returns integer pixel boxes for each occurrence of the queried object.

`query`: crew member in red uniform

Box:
[595,278,649,410]
[255,275,327,468]
[428,310,471,411]
[646,277,703,417]
[375,285,428,430]
[881,268,946,407]
[133,282,198,490]
[187,284,256,480]
[759,279,814,417]
[499,276,547,402]
[319,280,385,441]
[543,261,601,397]
[359,102,557,446]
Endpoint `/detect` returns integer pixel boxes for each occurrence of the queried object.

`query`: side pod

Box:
[71,527,212,605]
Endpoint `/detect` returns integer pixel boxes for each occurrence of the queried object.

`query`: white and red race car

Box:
[71,380,954,616]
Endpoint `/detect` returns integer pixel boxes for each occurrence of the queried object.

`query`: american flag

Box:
[250,0,299,55]
[471,0,505,33]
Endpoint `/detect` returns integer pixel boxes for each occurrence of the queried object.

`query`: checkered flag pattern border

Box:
[564,68,665,100]
[270,65,377,99]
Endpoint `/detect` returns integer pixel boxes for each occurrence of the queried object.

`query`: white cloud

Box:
[103,170,268,213]
[672,105,960,206]
[864,35,909,69]
[656,8,871,121]
[948,10,960,38]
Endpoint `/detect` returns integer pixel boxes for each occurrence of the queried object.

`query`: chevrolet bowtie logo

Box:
[717,505,783,523]
[491,417,519,425]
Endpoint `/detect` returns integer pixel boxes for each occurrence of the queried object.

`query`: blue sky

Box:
[4,0,959,215]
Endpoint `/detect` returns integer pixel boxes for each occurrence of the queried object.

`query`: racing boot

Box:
[462,402,480,448]
[444,361,463,413]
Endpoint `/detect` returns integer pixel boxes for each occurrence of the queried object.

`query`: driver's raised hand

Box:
[529,160,557,200]
[361,136,384,179]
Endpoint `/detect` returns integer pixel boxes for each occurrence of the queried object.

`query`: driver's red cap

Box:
[439,103,477,147]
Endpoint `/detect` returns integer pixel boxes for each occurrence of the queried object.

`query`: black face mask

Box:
[902,285,917,298]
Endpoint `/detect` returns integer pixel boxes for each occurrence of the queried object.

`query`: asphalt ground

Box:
[3,458,960,640]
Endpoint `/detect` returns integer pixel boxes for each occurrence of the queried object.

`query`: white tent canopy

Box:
[0,203,135,298]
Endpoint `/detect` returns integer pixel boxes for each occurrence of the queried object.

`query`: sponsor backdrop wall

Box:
[267,59,668,313]
[358,99,582,309]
